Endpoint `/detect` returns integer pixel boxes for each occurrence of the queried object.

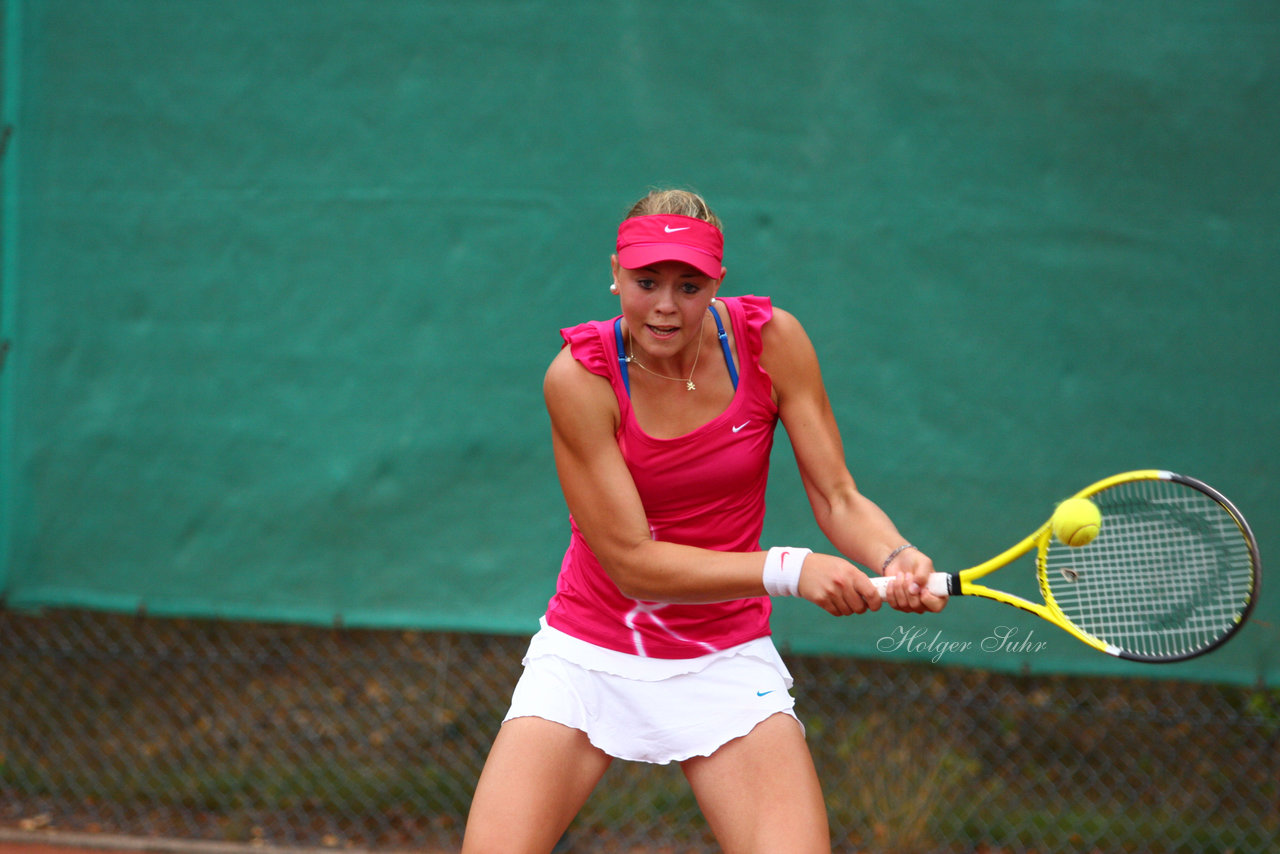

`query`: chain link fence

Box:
[2,608,1277,853]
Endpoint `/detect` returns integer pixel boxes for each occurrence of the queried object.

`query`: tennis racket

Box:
[870,470,1260,663]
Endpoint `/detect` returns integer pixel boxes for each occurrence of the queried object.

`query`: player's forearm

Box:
[812,486,911,574]
[603,541,767,604]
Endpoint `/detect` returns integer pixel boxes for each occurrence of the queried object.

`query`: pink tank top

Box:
[544,296,779,658]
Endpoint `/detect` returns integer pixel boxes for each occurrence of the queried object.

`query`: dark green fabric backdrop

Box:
[2,0,1276,684]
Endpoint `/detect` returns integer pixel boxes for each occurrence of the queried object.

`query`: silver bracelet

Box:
[881,544,917,572]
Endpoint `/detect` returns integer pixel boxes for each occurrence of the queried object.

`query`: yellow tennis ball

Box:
[1053,498,1102,547]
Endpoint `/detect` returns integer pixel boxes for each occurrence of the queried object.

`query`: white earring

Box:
[610,282,619,294]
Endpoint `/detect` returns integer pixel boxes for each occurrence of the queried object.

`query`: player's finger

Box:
[920,590,947,613]
[888,574,926,614]
[852,571,881,613]
[830,588,855,616]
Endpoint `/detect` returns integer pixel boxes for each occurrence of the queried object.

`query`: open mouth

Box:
[647,324,680,339]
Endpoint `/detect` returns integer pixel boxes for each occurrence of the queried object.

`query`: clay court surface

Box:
[0,837,305,854]
[1,838,185,854]
[1,843,87,854]
[0,842,125,854]
[0,836,455,854]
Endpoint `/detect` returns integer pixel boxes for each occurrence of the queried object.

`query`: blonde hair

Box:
[624,188,723,231]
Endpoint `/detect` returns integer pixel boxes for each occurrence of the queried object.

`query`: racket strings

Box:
[1042,479,1256,659]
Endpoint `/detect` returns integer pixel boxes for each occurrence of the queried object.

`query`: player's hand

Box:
[796,553,883,616]
[882,548,947,613]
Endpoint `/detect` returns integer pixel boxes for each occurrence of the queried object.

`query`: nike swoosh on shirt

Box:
[732,422,751,433]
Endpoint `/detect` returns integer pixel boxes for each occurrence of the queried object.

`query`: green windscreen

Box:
[2,0,1276,685]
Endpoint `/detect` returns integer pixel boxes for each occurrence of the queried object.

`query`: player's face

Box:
[611,259,720,363]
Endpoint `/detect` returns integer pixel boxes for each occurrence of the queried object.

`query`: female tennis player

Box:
[461,189,944,854]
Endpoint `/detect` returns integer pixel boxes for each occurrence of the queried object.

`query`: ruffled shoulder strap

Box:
[559,315,633,407]
[560,318,619,377]
[728,295,774,368]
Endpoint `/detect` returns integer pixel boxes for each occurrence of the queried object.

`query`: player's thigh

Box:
[462,716,612,854]
[681,712,830,854]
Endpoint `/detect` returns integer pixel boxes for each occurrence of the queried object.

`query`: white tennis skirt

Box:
[503,619,801,765]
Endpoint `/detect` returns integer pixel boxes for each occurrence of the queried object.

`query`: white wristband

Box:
[762,547,811,597]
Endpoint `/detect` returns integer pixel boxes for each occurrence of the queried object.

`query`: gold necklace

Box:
[626,310,707,391]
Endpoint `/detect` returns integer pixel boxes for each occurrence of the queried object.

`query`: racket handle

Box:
[870,572,952,598]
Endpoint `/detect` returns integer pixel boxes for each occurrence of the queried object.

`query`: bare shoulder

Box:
[763,304,805,338]
[543,345,586,391]
[543,346,619,432]
[760,304,821,382]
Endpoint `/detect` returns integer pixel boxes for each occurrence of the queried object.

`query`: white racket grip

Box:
[871,572,952,597]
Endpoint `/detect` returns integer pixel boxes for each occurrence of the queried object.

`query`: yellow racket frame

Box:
[953,470,1168,656]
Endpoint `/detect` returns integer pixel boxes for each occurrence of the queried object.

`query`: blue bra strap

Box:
[614,305,736,397]
[613,316,630,396]
[710,302,739,390]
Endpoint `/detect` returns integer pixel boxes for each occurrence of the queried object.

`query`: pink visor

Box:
[615,214,724,279]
